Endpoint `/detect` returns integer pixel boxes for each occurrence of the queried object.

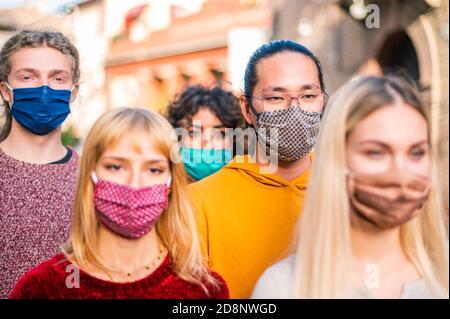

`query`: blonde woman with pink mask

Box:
[10,108,229,299]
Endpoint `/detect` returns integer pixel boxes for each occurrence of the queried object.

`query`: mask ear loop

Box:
[91,171,98,184]
[344,168,355,179]
[166,174,172,188]
[3,83,13,108]
[246,96,261,116]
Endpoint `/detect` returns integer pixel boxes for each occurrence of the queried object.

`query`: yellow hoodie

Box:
[188,154,311,298]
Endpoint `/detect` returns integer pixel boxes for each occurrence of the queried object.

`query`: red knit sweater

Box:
[9,254,229,299]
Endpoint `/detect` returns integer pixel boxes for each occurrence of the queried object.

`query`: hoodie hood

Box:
[224,154,311,190]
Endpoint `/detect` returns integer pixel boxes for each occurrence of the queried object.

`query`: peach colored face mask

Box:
[347,170,431,229]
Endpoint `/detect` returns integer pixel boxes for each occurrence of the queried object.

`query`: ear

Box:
[0,82,12,107]
[70,83,79,103]
[239,95,255,126]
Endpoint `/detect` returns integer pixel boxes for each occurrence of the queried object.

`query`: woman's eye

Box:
[411,148,426,158]
[365,149,383,157]
[189,130,201,138]
[212,130,226,139]
[105,164,122,171]
[149,168,163,174]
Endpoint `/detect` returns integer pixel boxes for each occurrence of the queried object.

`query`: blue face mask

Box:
[180,147,233,181]
[5,84,72,135]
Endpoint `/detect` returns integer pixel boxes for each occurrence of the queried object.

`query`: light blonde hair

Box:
[293,76,449,298]
[63,107,219,293]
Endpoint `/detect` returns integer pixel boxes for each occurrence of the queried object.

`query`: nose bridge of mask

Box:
[4,83,73,104]
[6,83,73,93]
[396,170,431,199]
[378,168,422,191]
[346,168,431,202]
[92,171,172,188]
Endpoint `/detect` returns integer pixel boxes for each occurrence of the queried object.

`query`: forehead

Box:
[255,52,320,91]
[351,102,428,145]
[9,46,72,73]
[102,131,167,160]
[191,108,223,128]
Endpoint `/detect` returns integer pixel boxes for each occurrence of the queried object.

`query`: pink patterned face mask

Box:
[92,172,171,239]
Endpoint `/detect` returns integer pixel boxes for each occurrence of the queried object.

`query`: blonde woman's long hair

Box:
[63,107,218,292]
[293,76,449,298]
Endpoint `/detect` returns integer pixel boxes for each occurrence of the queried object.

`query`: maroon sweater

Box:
[0,148,79,298]
[9,254,229,299]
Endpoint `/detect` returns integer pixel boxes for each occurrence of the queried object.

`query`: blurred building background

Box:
[0,0,273,139]
[0,0,448,208]
[272,0,448,210]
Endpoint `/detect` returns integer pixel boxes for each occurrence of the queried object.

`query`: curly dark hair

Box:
[166,84,246,130]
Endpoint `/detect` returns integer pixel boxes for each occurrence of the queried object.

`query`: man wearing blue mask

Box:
[0,31,80,298]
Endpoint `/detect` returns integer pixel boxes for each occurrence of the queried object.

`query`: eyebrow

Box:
[192,124,227,129]
[15,68,39,75]
[48,70,70,77]
[263,84,320,93]
[101,156,168,164]
[357,140,428,148]
[15,68,70,75]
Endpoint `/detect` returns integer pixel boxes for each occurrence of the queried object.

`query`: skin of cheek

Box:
[345,142,392,175]
[95,161,170,187]
[95,162,128,185]
[184,133,232,150]
[345,114,431,177]
[183,108,233,150]
[345,135,430,176]
[94,135,171,187]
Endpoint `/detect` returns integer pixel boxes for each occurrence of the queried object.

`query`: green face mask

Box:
[180,147,233,181]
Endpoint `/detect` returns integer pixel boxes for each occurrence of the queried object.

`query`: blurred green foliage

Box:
[61,125,80,147]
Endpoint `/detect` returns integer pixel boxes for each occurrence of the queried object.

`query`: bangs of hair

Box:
[94,109,173,161]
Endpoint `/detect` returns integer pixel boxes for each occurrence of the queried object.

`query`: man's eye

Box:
[302,94,318,100]
[264,96,285,101]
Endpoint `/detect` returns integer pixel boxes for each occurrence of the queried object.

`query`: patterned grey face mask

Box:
[252,106,322,162]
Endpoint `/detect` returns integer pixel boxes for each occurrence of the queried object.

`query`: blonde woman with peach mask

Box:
[252,76,448,299]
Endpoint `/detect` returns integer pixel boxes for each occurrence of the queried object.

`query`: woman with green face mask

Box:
[167,84,247,182]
